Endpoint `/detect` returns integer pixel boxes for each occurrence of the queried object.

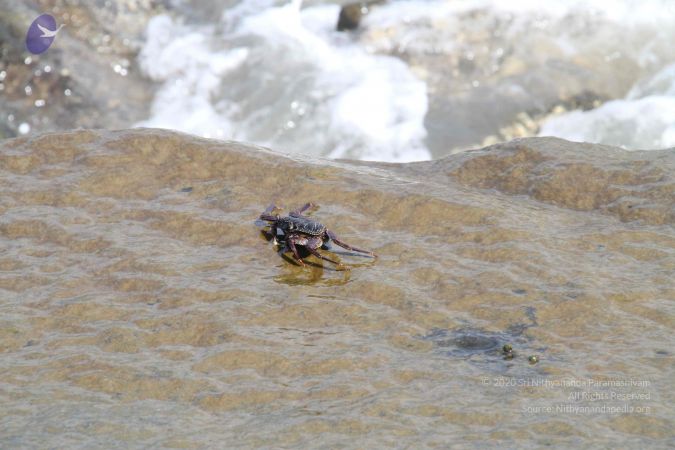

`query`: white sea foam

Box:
[374,0,675,152]
[540,60,675,150]
[137,15,249,139]
[137,0,675,160]
[628,63,675,99]
[540,96,675,149]
[136,2,429,162]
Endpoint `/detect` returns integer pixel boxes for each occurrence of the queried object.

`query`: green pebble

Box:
[528,355,539,364]
[502,344,513,353]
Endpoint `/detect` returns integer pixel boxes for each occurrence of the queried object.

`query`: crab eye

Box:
[288,223,295,230]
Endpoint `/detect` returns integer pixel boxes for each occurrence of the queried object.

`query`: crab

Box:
[259,203,376,267]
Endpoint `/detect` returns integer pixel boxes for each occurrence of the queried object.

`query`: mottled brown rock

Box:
[447,137,674,225]
[0,129,673,448]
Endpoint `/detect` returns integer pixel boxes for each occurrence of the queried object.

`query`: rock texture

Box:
[0,129,673,448]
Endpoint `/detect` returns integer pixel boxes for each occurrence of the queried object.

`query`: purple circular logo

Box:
[25,14,63,55]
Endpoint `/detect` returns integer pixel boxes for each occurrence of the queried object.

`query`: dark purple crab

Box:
[259,203,376,267]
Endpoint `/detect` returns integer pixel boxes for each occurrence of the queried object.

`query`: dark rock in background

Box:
[336,1,385,32]
[337,3,363,31]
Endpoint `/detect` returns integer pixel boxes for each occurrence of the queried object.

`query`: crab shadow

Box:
[258,230,359,286]
[258,228,374,270]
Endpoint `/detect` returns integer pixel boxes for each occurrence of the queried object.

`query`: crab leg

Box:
[260,204,279,222]
[307,248,340,265]
[290,202,315,217]
[259,205,280,243]
[288,239,306,266]
[327,230,375,256]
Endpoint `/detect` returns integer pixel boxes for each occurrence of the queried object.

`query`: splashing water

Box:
[136,0,675,160]
[137,0,429,162]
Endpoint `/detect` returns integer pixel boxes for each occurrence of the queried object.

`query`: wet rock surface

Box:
[0,129,673,448]
[446,138,675,225]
